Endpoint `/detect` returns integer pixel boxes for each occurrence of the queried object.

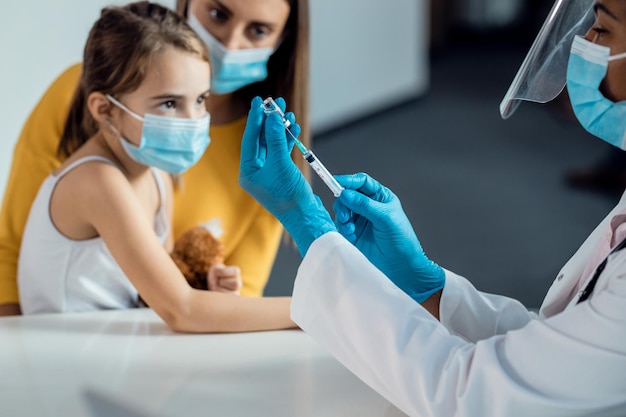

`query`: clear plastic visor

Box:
[500,0,595,119]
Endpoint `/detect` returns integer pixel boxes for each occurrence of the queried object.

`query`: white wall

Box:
[0,0,428,198]
[0,0,175,201]
[310,0,429,132]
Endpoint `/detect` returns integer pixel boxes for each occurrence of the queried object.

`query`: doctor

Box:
[239,0,626,416]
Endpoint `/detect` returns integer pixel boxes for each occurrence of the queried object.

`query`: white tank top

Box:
[18,156,169,314]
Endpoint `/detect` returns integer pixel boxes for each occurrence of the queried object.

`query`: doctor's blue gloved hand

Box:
[239,96,336,257]
[333,173,445,303]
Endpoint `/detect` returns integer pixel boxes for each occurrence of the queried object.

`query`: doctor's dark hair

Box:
[59,1,210,158]
[176,0,310,178]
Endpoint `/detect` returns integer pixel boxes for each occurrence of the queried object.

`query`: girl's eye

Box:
[196,95,208,106]
[209,8,228,23]
[159,100,176,111]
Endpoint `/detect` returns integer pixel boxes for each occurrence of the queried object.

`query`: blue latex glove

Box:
[239,96,336,257]
[333,173,445,303]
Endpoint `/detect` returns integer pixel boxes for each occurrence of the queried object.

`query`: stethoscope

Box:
[577,237,626,304]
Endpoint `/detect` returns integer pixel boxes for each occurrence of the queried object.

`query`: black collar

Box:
[577,236,626,304]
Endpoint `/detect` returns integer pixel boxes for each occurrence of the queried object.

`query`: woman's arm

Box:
[437,269,536,342]
[0,64,82,314]
[291,232,626,417]
[419,275,536,342]
[225,206,283,296]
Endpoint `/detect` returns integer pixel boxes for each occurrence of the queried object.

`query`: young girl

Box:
[17,1,296,333]
[0,0,310,316]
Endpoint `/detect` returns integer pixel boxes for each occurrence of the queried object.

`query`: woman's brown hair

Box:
[176,0,310,177]
[59,1,210,158]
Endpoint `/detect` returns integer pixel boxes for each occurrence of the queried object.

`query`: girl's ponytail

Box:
[58,78,97,158]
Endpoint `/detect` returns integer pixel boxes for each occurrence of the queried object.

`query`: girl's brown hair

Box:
[176,0,310,177]
[59,1,210,158]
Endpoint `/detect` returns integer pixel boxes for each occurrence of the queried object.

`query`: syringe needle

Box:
[262,97,344,197]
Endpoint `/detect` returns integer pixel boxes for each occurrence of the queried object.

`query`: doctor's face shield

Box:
[500,0,596,119]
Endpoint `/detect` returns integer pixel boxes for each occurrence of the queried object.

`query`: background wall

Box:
[309,0,428,132]
[0,0,428,200]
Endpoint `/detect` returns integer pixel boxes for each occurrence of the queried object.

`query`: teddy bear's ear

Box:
[200,219,223,238]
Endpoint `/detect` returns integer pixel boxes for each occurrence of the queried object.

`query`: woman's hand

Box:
[333,173,445,303]
[239,96,336,256]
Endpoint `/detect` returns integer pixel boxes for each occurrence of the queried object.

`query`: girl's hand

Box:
[208,264,242,295]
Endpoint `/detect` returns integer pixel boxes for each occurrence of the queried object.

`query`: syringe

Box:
[261,97,344,197]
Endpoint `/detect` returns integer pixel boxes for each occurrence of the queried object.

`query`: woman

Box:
[239,0,626,415]
[0,0,309,316]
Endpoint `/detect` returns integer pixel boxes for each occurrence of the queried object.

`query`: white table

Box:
[1,308,406,417]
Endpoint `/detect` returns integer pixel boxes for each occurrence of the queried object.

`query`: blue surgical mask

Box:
[187,10,276,95]
[106,95,210,174]
[566,35,626,150]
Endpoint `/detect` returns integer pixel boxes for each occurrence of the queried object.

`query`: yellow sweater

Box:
[0,64,283,303]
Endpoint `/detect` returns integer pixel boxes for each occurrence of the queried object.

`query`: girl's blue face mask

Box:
[566,35,626,150]
[106,95,210,174]
[187,10,276,95]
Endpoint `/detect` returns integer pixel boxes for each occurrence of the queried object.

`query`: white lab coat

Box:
[291,193,626,417]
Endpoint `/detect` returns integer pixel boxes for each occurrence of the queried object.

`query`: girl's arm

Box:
[68,163,295,333]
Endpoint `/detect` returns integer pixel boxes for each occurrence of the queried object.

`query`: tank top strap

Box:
[55,156,118,179]
[150,167,167,207]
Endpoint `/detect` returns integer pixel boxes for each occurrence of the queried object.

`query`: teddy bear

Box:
[170,225,225,290]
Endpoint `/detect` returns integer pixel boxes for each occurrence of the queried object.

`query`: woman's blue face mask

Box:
[106,95,210,174]
[187,10,277,95]
[566,35,626,150]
